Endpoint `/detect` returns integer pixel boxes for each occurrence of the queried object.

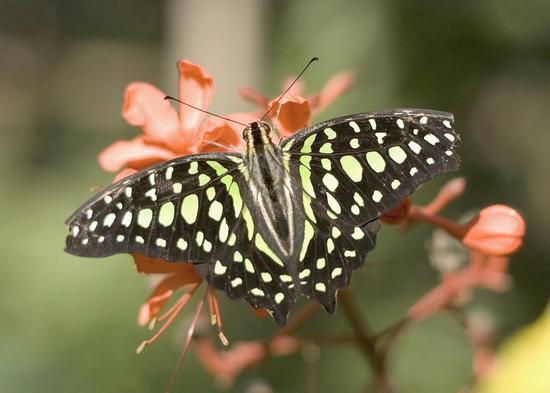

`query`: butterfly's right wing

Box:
[281,109,460,309]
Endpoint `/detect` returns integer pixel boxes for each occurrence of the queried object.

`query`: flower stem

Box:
[408,206,466,239]
[339,289,393,393]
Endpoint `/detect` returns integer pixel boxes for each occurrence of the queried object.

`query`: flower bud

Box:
[462,205,525,256]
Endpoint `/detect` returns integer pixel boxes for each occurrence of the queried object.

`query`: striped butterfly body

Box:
[65,109,460,325]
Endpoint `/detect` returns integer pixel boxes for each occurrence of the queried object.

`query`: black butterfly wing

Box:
[281,109,460,308]
[192,178,300,325]
[65,153,243,261]
[65,152,296,324]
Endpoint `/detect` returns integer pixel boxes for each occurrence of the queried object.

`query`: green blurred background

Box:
[1,1,549,392]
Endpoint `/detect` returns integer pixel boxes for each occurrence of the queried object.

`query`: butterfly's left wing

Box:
[65,153,298,324]
[281,109,460,308]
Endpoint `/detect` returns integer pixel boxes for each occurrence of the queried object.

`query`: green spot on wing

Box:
[158,202,175,227]
[302,193,317,223]
[254,233,284,266]
[241,204,254,240]
[340,155,363,182]
[181,194,199,224]
[198,174,210,186]
[299,156,316,198]
[319,143,333,153]
[299,221,315,261]
[324,127,337,140]
[207,161,228,176]
[301,134,316,153]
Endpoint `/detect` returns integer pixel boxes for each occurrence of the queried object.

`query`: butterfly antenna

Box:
[259,56,319,123]
[164,96,248,127]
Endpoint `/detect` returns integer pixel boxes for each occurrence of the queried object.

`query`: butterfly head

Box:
[243,121,273,146]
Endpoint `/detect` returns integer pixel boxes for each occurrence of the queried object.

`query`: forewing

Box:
[65,153,244,262]
[282,109,460,226]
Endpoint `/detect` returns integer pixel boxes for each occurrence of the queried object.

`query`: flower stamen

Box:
[136,283,201,354]
[208,287,229,346]
[148,317,157,330]
[157,286,196,322]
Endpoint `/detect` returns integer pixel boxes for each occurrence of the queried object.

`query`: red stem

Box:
[408,206,467,239]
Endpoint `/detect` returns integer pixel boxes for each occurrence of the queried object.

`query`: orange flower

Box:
[98,60,256,176]
[133,255,202,326]
[240,70,355,137]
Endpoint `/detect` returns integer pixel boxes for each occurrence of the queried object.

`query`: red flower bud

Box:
[461,205,525,256]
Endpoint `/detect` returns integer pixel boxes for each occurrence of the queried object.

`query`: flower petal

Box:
[197,112,257,153]
[309,71,355,115]
[268,335,301,357]
[98,136,176,172]
[475,301,550,393]
[133,254,200,275]
[252,308,271,319]
[194,338,265,387]
[177,60,215,140]
[122,82,186,150]
[280,76,305,97]
[113,168,138,183]
[238,87,268,108]
[268,94,311,138]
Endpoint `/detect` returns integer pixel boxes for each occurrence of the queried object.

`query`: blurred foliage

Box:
[0,0,549,392]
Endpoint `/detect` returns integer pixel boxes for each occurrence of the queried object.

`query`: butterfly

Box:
[65,109,460,325]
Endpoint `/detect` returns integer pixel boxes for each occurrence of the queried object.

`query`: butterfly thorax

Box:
[242,122,302,262]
